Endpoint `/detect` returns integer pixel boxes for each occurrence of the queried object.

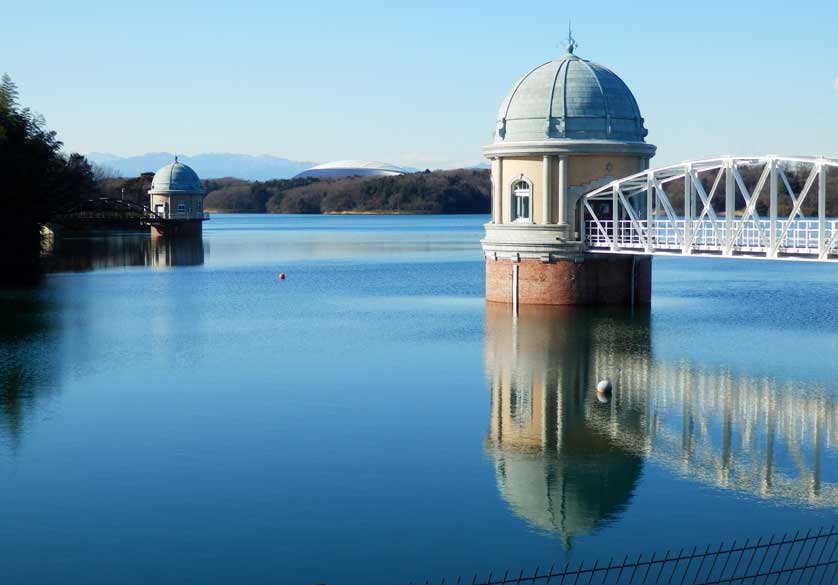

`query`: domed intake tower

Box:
[482,39,655,305]
[148,158,207,236]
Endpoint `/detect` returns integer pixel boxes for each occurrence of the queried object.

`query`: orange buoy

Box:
[278,272,286,280]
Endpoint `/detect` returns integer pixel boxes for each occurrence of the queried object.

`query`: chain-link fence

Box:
[406,526,838,585]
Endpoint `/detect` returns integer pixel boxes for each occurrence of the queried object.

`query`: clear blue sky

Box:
[3,0,836,168]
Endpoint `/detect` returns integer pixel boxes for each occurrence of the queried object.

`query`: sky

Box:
[2,0,837,168]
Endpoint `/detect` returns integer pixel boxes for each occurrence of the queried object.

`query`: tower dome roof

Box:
[149,160,203,194]
[494,52,648,144]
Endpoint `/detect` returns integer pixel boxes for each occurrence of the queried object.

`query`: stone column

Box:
[498,158,513,223]
[493,158,503,224]
[542,155,552,224]
[557,156,568,225]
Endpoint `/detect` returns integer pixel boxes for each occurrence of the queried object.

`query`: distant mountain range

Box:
[86,152,490,181]
[86,152,317,181]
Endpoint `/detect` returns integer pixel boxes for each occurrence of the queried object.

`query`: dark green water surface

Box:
[1,214,837,584]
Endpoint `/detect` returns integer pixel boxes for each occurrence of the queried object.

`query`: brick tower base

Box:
[151,220,203,237]
[485,254,651,306]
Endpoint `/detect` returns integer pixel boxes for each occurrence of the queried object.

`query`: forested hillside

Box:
[654,165,838,217]
[201,169,491,214]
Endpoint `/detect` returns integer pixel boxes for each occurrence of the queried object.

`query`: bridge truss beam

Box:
[583,156,838,261]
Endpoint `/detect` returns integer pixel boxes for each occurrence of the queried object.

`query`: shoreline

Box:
[204,209,485,215]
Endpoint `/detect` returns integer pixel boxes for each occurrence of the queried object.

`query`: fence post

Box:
[684,165,693,254]
[612,184,620,252]
[769,159,778,258]
[725,159,735,255]
[819,163,827,257]
[580,200,586,248]
[646,174,654,254]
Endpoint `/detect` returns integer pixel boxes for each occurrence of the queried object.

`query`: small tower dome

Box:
[149,160,203,194]
[495,52,648,143]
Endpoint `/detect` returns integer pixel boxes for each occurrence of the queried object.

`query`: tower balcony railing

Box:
[156,211,211,221]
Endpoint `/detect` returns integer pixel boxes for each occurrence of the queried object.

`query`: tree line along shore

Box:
[101,163,838,219]
[99,169,492,215]
[4,70,837,284]
[0,73,491,282]
[92,164,838,219]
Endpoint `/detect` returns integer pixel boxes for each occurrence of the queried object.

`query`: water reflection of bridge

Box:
[596,360,837,507]
[484,303,838,545]
[43,234,205,272]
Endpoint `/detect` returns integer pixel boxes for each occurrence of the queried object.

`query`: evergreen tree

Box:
[0,73,97,283]
[0,73,20,113]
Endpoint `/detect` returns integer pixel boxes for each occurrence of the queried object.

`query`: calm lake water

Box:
[2,214,837,584]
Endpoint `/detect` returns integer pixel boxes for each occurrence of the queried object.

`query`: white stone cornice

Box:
[481,223,585,260]
[483,139,657,159]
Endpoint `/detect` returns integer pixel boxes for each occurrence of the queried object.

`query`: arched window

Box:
[512,179,531,222]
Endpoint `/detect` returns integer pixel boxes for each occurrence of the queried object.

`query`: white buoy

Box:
[596,379,613,394]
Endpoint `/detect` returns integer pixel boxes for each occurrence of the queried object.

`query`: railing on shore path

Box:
[50,198,210,226]
[405,526,838,585]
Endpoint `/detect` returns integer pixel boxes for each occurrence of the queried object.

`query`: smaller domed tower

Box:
[483,39,655,305]
[148,158,207,236]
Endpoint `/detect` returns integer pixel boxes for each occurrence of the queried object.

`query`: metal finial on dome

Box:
[566,21,578,54]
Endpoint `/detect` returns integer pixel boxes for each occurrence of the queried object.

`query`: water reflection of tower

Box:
[484,303,650,547]
[43,235,205,272]
[485,301,838,533]
[149,236,205,268]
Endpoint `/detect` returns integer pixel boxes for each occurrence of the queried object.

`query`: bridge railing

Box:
[582,156,838,260]
[158,211,211,220]
[586,219,838,256]
[51,199,211,227]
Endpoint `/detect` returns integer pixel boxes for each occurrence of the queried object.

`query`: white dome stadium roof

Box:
[295,160,405,178]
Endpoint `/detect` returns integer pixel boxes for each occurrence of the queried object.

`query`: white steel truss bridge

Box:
[582,156,838,261]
